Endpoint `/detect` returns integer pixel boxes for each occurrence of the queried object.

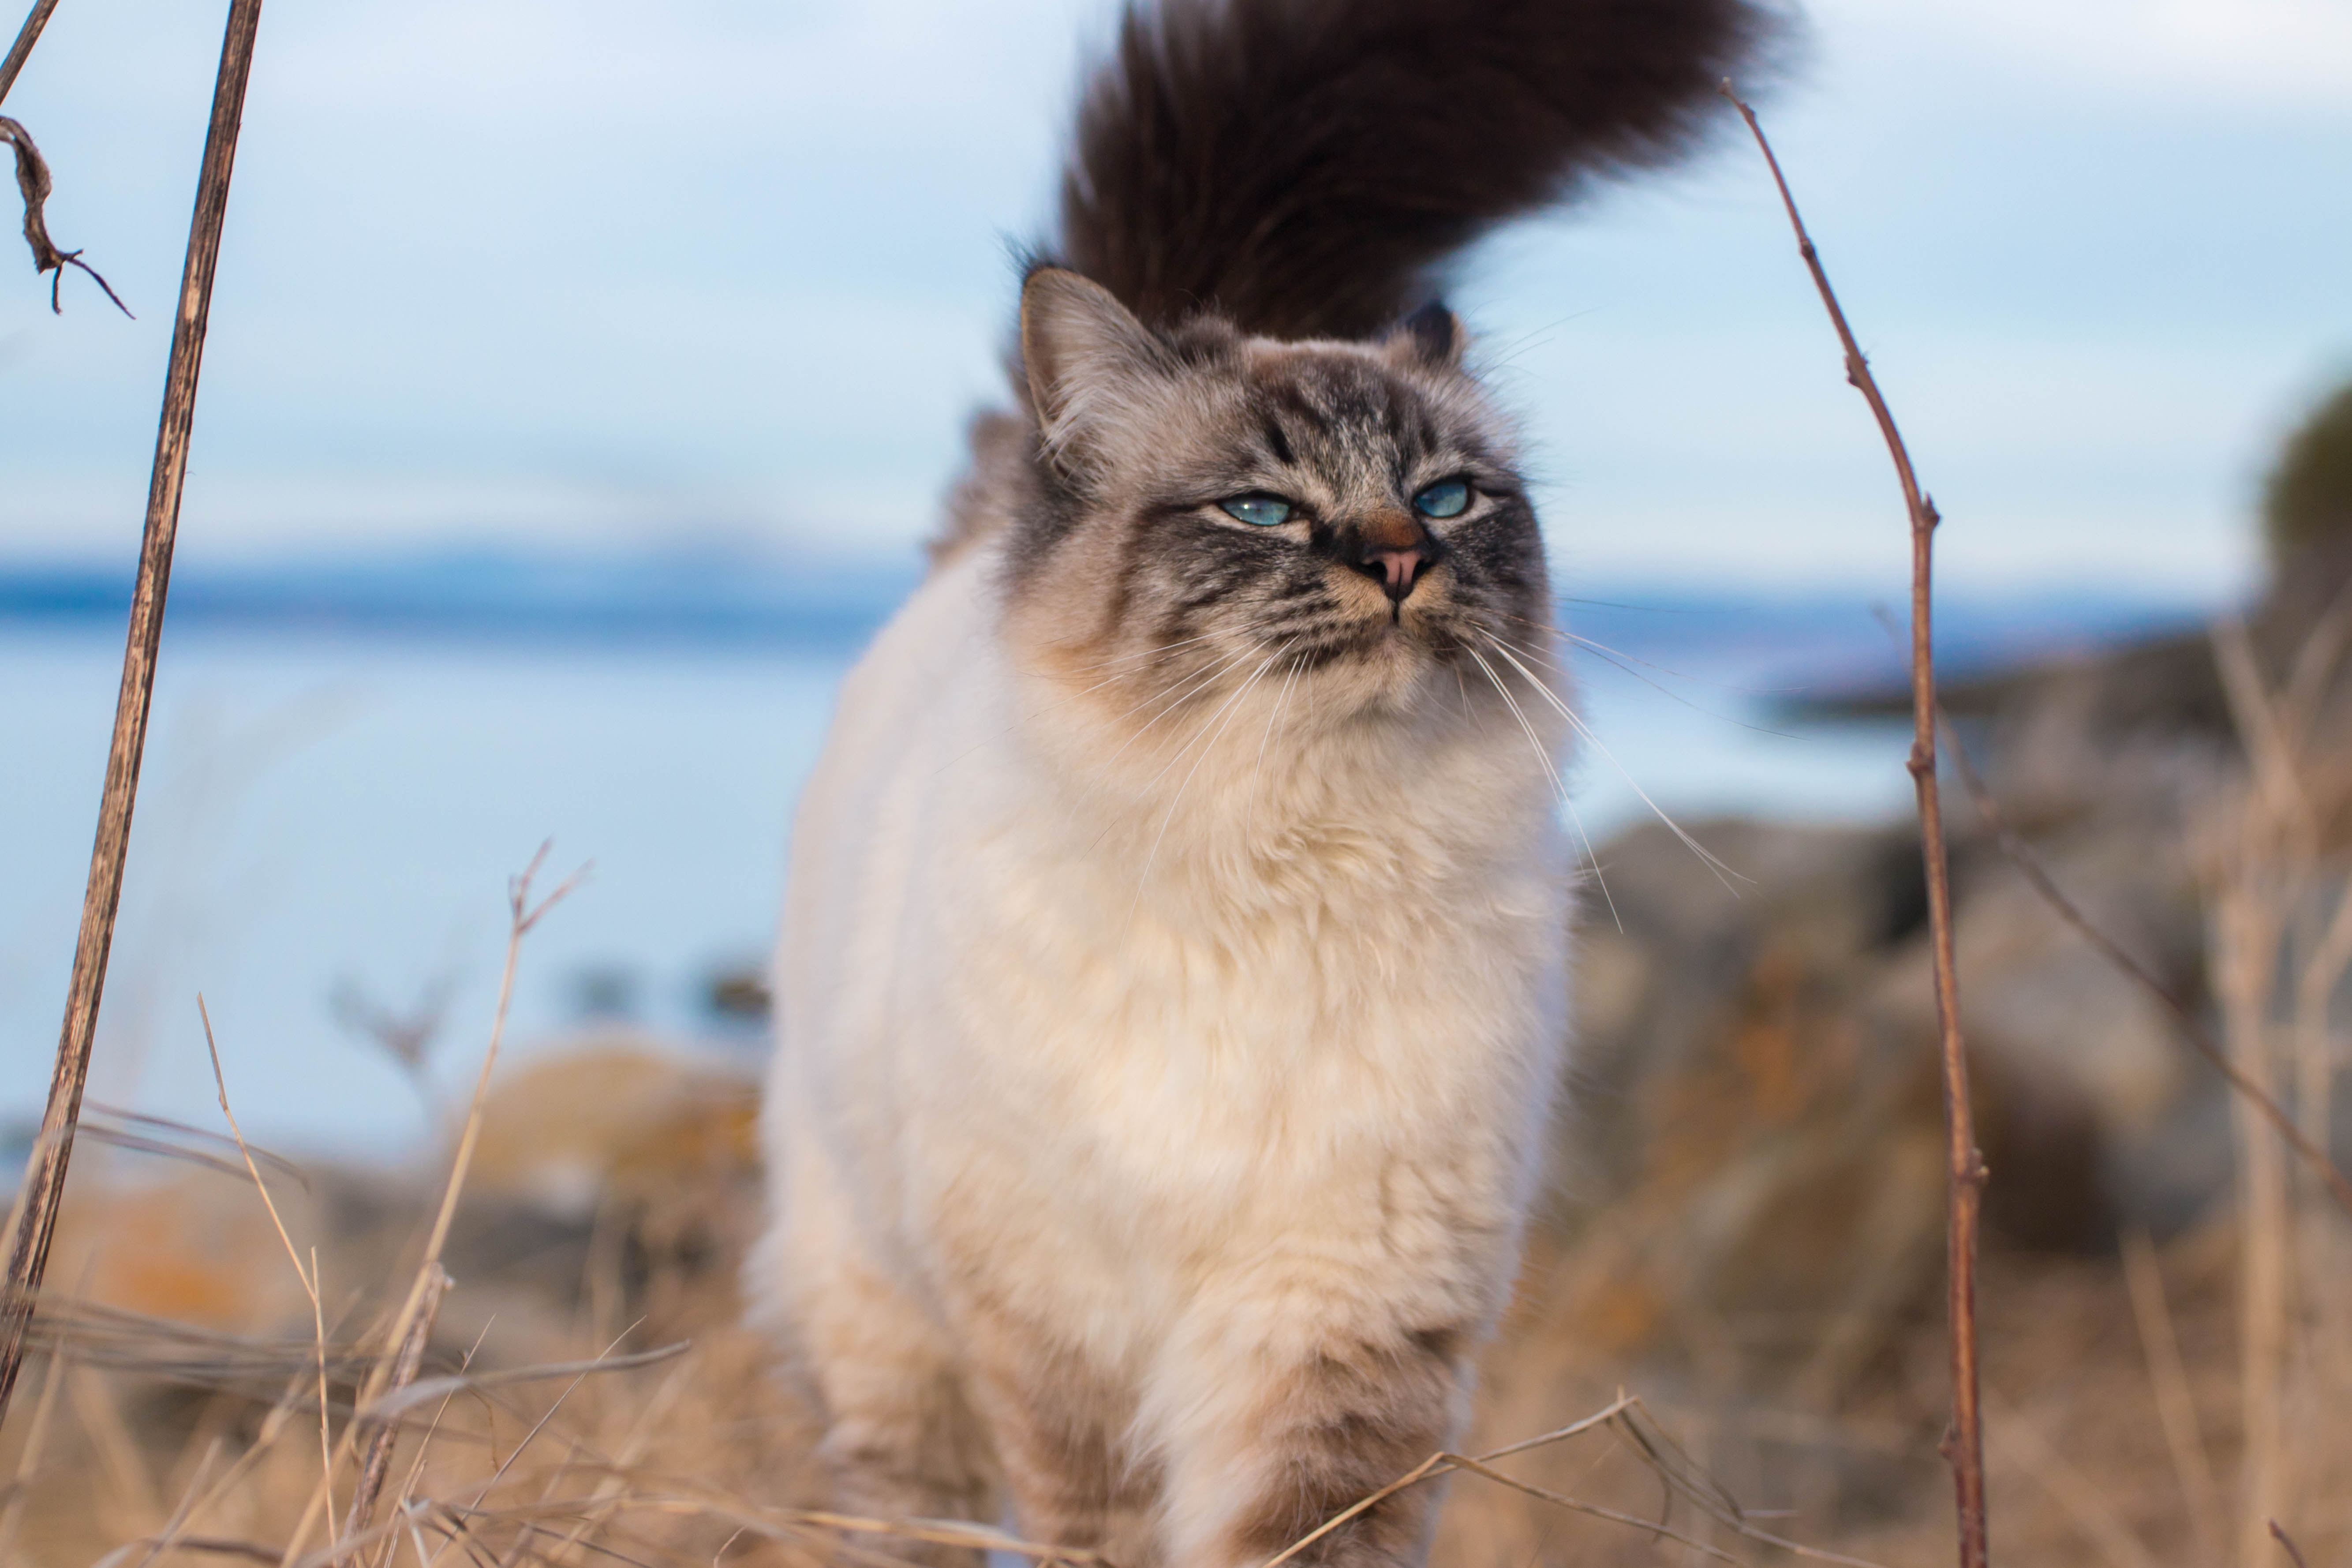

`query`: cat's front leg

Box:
[959,1328,1164,1568]
[1149,1310,1473,1568]
[761,1140,999,1568]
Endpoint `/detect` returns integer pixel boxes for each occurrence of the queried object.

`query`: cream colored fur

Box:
[753,528,1572,1566]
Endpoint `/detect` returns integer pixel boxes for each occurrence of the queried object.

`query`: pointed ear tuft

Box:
[1389,300,1465,371]
[1020,268,1172,470]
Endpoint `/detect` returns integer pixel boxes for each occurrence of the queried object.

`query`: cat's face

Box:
[1004,269,1553,725]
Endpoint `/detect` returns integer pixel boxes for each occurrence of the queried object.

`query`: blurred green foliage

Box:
[2266,378,2352,566]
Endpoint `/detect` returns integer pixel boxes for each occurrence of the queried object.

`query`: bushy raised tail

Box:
[1057,0,1776,341]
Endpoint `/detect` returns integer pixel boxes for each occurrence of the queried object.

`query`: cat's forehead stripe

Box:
[1253,360,1442,475]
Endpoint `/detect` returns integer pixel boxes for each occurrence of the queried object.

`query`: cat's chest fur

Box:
[771,544,1571,1362]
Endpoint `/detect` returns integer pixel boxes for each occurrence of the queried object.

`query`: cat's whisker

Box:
[1099,641,1270,764]
[1497,604,1807,698]
[1464,644,1621,932]
[1246,651,1309,842]
[1552,635,1804,737]
[1046,644,1271,849]
[1487,614,1807,727]
[929,632,1248,786]
[1055,627,1230,679]
[1480,621,1802,748]
[1074,640,1284,857]
[1480,635,1747,892]
[1125,643,1291,929]
[1134,643,1289,801]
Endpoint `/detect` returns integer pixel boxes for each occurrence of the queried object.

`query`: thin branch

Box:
[0,0,267,1426]
[0,113,131,314]
[0,0,61,105]
[2268,1521,2311,1568]
[1943,722,2352,1218]
[1720,78,1989,1568]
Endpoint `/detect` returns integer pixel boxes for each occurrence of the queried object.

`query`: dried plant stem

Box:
[0,0,60,104]
[3,0,131,318]
[198,998,337,1534]
[1258,1396,1888,1568]
[1720,81,1988,1568]
[1,112,131,312]
[273,848,578,1565]
[341,1264,447,1546]
[1982,1387,2159,1568]
[0,0,266,1427]
[1943,727,2352,1217]
[0,1334,65,1557]
[2120,1229,2226,1562]
[2209,620,2304,1568]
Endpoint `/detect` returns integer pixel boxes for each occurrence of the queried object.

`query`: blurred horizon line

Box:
[0,544,2216,699]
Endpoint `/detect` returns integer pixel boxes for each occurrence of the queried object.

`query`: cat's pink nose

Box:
[1373,549,1424,596]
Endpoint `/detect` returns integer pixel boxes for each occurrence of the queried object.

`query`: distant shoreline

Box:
[0,550,2214,691]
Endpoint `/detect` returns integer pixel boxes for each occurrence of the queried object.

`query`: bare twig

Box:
[0,112,130,313]
[331,973,457,1089]
[0,0,268,1426]
[273,846,582,1565]
[1943,723,2352,1218]
[1257,1396,1889,1568]
[0,0,61,105]
[2267,1521,2311,1568]
[1720,79,1989,1568]
[1,0,127,316]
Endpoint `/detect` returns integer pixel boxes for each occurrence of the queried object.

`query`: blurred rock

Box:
[704,962,773,1025]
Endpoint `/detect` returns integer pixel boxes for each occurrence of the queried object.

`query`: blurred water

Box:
[0,569,2193,1156]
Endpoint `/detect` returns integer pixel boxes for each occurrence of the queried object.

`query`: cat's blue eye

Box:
[1219,494,1294,527]
[1413,479,1470,520]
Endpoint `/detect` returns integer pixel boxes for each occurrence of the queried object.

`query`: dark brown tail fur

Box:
[1057,0,1778,341]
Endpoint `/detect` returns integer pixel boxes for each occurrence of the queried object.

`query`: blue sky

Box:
[1,0,2347,594]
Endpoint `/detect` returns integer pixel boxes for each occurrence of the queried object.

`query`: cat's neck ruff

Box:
[975,550,1570,922]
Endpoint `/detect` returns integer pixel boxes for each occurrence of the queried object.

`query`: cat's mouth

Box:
[1269,580,1476,681]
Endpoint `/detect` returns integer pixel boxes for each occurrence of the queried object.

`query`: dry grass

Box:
[2,1036,2341,1567]
[5,1096,2339,1568]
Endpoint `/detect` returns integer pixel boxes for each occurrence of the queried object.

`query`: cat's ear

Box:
[1021,267,1173,472]
[1387,300,1465,372]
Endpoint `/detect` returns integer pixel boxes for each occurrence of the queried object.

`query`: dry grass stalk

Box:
[0,0,269,1426]
[2202,616,2352,1568]
[267,848,580,1563]
[1260,1395,1891,1568]
[0,0,61,102]
[1719,81,1989,1568]
[0,1332,65,1556]
[1944,730,2352,1218]
[201,996,337,1531]
[341,1264,447,1544]
[2119,1229,2226,1561]
[1982,1386,2159,1568]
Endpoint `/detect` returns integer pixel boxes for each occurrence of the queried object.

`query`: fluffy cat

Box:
[751,3,1766,1565]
